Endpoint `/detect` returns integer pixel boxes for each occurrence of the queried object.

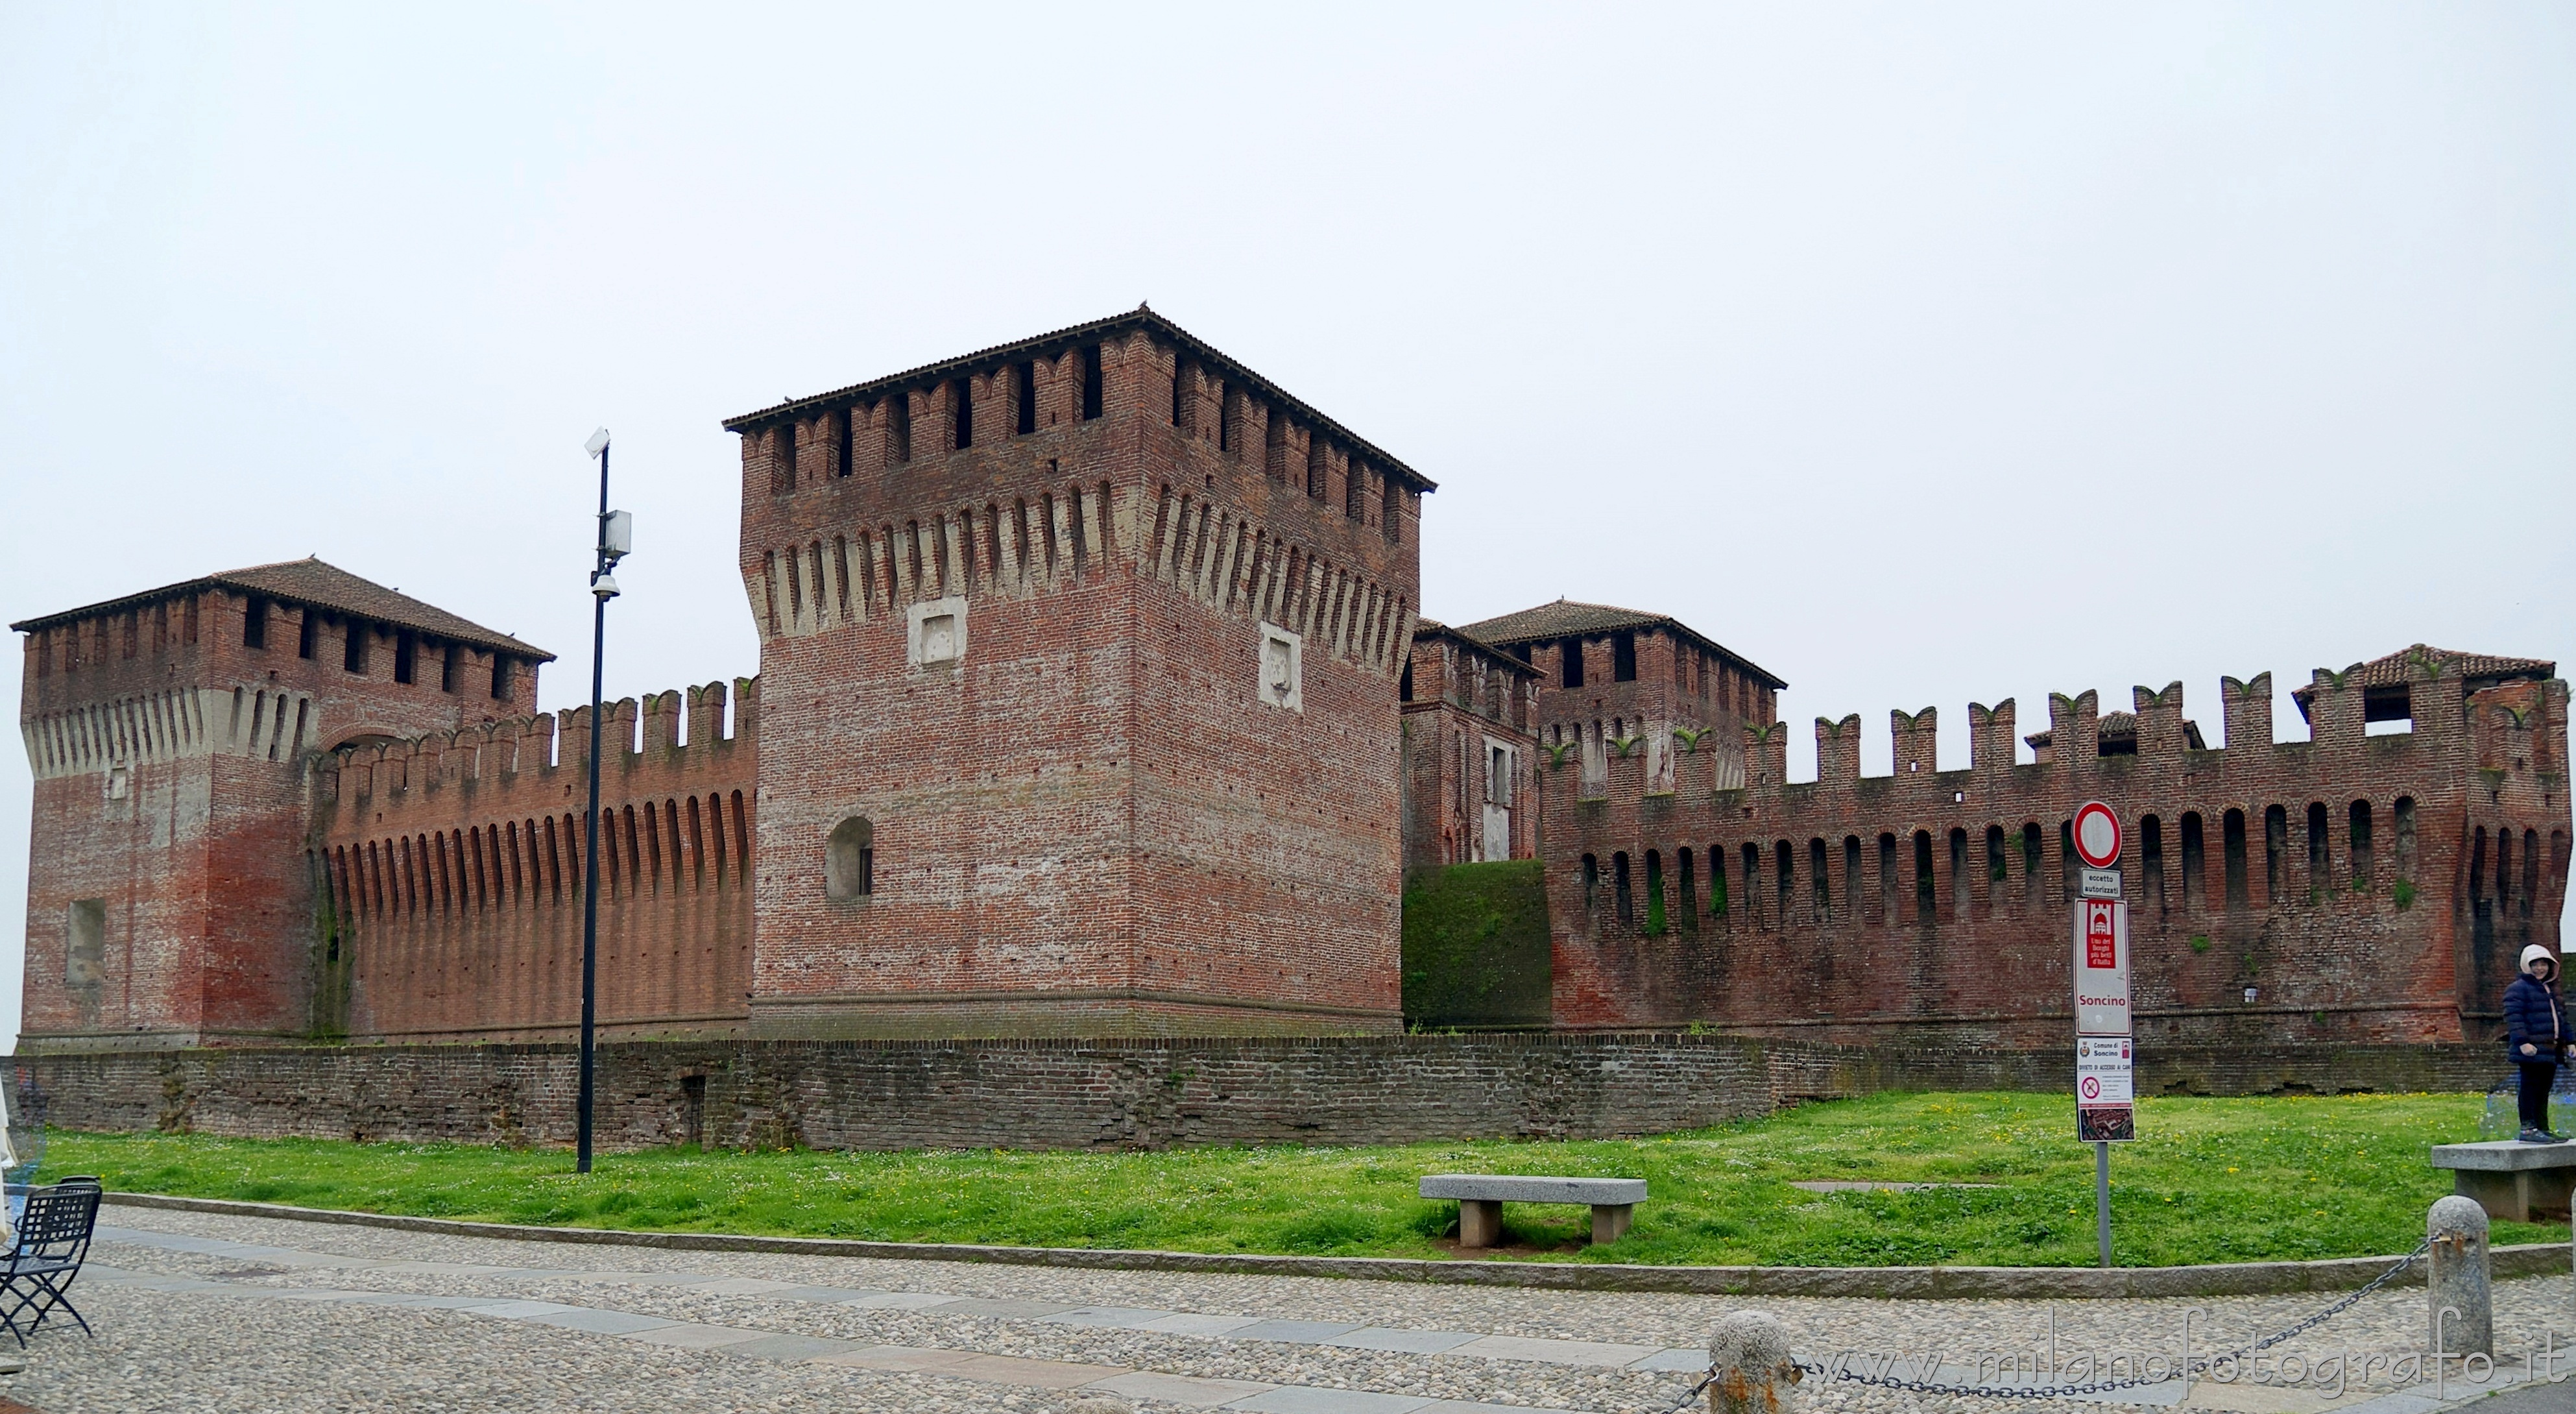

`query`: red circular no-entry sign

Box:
[2073,801,2122,869]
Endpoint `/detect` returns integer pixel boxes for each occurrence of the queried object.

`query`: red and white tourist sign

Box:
[2073,895,2132,1036]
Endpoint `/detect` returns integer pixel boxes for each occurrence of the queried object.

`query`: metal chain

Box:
[1667,1237,2444,1404]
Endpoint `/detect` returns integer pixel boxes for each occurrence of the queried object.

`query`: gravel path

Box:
[0,1206,2559,1414]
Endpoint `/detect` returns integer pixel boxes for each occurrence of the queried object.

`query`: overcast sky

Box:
[3,5,2570,1050]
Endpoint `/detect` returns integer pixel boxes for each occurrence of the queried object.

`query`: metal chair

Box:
[0,1180,101,1346]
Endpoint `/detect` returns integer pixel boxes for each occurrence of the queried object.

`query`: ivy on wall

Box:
[1400,860,1552,1029]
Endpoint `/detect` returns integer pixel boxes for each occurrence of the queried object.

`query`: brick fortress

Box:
[14,310,2570,1056]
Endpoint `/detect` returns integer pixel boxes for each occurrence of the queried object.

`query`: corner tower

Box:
[13,559,550,1049]
[728,309,1429,1037]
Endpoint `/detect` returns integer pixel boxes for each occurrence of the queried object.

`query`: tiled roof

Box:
[2026,712,2208,751]
[1456,599,1786,689]
[2290,645,2554,702]
[10,557,553,661]
[719,305,1436,493]
[1411,619,1541,677]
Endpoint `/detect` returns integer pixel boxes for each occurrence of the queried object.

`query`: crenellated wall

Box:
[1540,650,2572,1047]
[311,679,758,1044]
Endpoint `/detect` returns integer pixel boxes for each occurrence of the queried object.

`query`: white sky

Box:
[3,5,2570,1051]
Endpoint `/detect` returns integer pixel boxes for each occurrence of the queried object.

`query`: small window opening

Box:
[1709,845,1729,916]
[1912,831,1936,925]
[1217,383,1234,452]
[243,596,269,650]
[1776,840,1793,921]
[1613,851,1633,924]
[776,421,797,491]
[2305,801,2330,899]
[1643,850,1666,933]
[1171,360,1188,428]
[296,611,317,659]
[889,393,913,463]
[1079,345,1103,419]
[1611,631,1637,683]
[2348,799,2374,892]
[1878,833,1899,923]
[1582,853,1600,912]
[1677,847,1698,930]
[393,631,416,685]
[1015,361,1037,435]
[440,644,461,694]
[1811,838,1831,921]
[826,816,875,900]
[490,655,511,701]
[2021,823,2043,905]
[344,620,369,674]
[952,379,973,450]
[1948,827,1968,920]
[1986,825,2008,884]
[1559,637,1585,689]
[1844,835,1863,916]
[836,407,854,477]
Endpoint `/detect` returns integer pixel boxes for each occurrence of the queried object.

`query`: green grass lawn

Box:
[51,1091,2565,1268]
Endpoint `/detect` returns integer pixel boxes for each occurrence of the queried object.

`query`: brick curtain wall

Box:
[12,1036,2511,1154]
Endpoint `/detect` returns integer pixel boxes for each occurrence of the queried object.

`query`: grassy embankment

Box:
[54,1091,2562,1268]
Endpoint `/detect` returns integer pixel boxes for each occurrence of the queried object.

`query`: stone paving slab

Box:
[1325,1326,1487,1354]
[1228,1387,1439,1413]
[525,1307,681,1334]
[721,1332,858,1362]
[1226,1318,1367,1343]
[1085,1368,1277,1406]
[612,1321,771,1348]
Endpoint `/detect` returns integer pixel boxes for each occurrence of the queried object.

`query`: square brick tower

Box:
[13,559,549,1049]
[728,309,1428,1037]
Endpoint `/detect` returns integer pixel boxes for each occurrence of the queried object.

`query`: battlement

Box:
[1541,648,2573,1047]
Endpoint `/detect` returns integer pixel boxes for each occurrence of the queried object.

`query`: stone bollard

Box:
[1708,1310,1802,1414]
[2427,1193,2492,1358]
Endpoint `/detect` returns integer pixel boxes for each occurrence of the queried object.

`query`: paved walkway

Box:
[0,1204,2563,1413]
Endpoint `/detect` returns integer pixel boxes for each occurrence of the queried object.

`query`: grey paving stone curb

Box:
[100,1191,2573,1300]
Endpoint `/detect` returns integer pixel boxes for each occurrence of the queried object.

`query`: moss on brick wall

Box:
[1401,860,1552,1029]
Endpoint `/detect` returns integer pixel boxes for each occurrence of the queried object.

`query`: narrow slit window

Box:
[1612,631,1637,683]
[1709,845,1729,916]
[2349,800,2374,892]
[243,596,269,650]
[1015,361,1037,435]
[297,612,317,660]
[1560,637,1585,689]
[2021,823,2042,905]
[440,644,460,694]
[2180,812,2205,908]
[1676,847,1698,930]
[393,631,416,685]
[952,378,973,450]
[344,620,369,674]
[2306,802,2331,898]
[1613,851,1633,925]
[2224,808,2248,907]
[490,655,511,701]
[2142,815,2165,911]
[1079,345,1103,419]
[1644,849,1666,933]
[836,406,854,477]
[2265,805,2287,903]
[890,393,913,463]
[1811,838,1831,921]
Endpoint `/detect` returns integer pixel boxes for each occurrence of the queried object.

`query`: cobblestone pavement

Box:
[0,1205,2561,1413]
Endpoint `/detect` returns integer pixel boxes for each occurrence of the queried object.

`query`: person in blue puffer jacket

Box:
[2503,943,2573,1142]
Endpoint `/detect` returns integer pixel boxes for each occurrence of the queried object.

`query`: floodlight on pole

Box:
[575,424,627,1176]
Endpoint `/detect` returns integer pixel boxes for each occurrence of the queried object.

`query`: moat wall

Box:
[13,1035,2510,1153]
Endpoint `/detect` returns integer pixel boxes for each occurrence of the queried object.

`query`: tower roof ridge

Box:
[10,555,553,661]
[717,306,1436,493]
[1457,599,1785,689]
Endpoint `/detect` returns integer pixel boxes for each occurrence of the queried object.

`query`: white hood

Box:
[2522,943,2559,976]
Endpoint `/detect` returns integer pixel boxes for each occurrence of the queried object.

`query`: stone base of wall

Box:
[10,1036,2515,1154]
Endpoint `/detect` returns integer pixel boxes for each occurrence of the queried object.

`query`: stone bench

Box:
[1419,1174,1647,1249]
[2430,1141,2576,1223]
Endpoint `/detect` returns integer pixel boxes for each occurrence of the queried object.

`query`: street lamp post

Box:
[578,426,630,1175]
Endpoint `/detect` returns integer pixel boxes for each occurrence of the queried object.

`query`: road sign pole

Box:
[2095,1140,2112,1267]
